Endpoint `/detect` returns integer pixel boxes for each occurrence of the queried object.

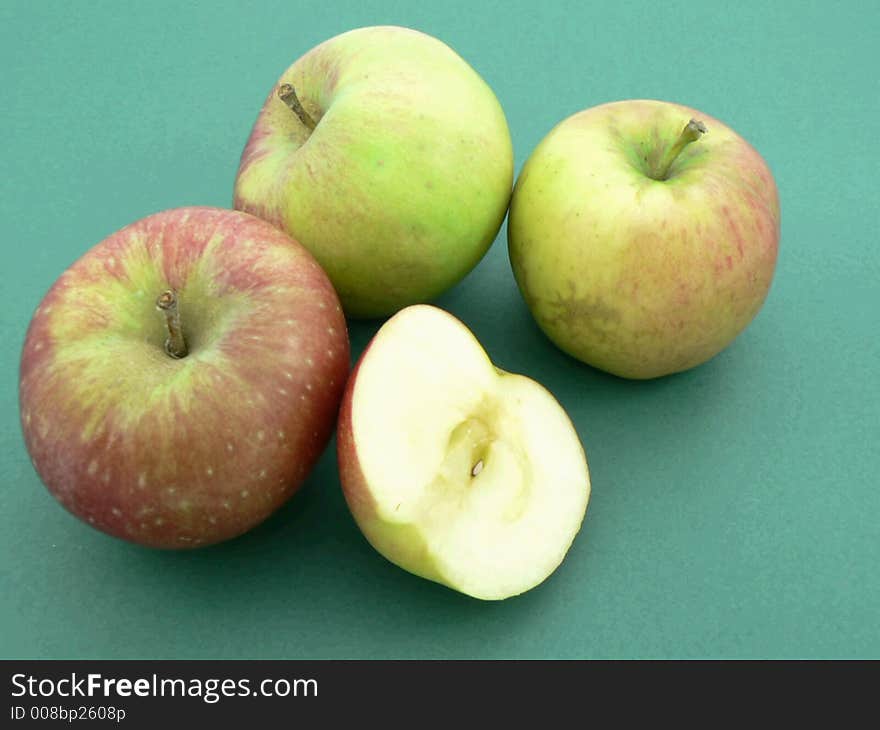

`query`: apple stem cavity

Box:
[156,290,188,359]
[654,119,707,180]
[277,83,317,131]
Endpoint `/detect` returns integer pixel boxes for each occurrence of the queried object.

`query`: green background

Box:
[2,0,877,659]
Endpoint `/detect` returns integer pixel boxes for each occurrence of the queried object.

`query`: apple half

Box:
[338,305,590,600]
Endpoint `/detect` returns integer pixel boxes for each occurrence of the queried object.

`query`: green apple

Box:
[337,304,590,600]
[19,207,350,548]
[233,25,514,318]
[508,100,780,379]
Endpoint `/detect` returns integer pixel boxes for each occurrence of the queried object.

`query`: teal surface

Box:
[1,0,877,658]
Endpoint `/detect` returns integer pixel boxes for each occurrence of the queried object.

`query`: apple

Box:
[337,304,590,600]
[19,207,350,548]
[508,100,780,379]
[233,25,514,318]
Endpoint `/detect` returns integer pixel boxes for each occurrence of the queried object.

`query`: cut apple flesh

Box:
[347,305,590,600]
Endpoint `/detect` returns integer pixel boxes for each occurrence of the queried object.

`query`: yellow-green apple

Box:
[233,25,514,318]
[19,207,349,548]
[337,304,590,600]
[508,100,780,379]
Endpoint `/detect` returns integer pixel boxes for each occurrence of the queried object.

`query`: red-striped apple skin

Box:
[20,207,349,548]
[336,347,377,524]
[509,99,780,379]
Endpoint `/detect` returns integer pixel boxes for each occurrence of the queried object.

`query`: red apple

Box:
[19,207,349,548]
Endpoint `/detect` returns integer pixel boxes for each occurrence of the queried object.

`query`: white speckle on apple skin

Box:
[87,460,98,476]
[258,470,267,479]
[277,430,285,439]
[241,490,250,498]
[111,507,122,517]
[226,442,234,452]
[278,388,287,396]
[138,473,147,488]
[286,369,296,377]
[222,501,231,510]
[206,467,213,476]
[154,517,164,526]
[208,516,217,525]
[166,487,176,495]
[305,383,313,391]
[257,431,265,441]
[102,472,110,484]
[34,342,43,351]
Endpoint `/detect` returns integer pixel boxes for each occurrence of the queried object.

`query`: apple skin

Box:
[233,25,514,318]
[508,99,780,379]
[19,207,349,548]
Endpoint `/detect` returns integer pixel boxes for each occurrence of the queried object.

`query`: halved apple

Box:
[338,305,590,600]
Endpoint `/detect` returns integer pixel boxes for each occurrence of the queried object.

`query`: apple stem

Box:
[156,290,188,359]
[471,460,484,477]
[654,119,707,180]
[277,83,317,131]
